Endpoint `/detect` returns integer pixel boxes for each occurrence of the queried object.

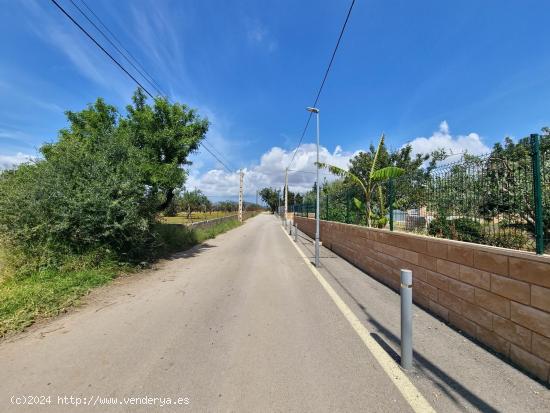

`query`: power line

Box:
[69,0,166,97]
[288,169,336,177]
[74,0,237,172]
[77,0,167,96]
[202,137,235,171]
[49,0,155,99]
[287,0,356,170]
[49,0,237,173]
[201,139,233,173]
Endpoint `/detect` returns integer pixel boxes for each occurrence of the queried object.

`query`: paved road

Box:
[0,214,548,412]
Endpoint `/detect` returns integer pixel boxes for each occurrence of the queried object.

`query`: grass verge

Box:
[0,265,121,337]
[0,217,244,339]
[162,211,236,225]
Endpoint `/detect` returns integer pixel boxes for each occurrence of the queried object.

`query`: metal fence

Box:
[294,134,548,254]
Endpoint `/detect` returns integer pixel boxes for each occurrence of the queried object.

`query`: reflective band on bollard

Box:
[400,269,413,370]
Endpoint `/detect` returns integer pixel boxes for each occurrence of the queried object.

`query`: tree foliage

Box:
[180,190,211,218]
[0,90,208,275]
[317,134,405,227]
[259,187,281,213]
[121,89,209,210]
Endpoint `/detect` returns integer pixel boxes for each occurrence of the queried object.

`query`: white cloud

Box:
[185,143,361,197]
[188,121,491,199]
[0,153,34,170]
[406,121,490,158]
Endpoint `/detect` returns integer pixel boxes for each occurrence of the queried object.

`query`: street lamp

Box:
[307,106,320,267]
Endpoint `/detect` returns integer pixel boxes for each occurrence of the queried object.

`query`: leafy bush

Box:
[0,91,208,277]
[452,218,484,243]
[427,215,453,239]
[428,216,484,243]
[484,230,530,250]
[152,224,197,256]
[0,136,154,276]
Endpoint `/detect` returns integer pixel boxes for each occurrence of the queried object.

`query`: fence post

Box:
[326,194,329,220]
[388,178,394,231]
[400,269,413,370]
[345,190,350,224]
[531,133,544,255]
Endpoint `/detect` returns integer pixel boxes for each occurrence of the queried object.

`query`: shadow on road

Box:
[168,243,217,260]
[296,233,499,413]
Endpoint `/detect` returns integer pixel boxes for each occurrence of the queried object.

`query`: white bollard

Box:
[400,269,413,370]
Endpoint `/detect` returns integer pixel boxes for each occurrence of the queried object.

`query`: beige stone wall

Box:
[295,216,550,383]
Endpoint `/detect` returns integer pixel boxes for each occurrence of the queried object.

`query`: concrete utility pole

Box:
[277,189,280,217]
[284,168,288,227]
[238,169,243,223]
[307,106,320,267]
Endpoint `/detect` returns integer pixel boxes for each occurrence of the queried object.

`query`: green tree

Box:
[480,130,549,244]
[348,139,444,212]
[318,134,405,227]
[180,189,210,218]
[0,124,152,273]
[0,90,208,275]
[259,187,281,213]
[121,89,209,211]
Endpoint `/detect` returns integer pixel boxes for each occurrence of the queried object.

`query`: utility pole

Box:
[277,189,281,218]
[307,106,320,267]
[284,168,288,227]
[238,169,243,223]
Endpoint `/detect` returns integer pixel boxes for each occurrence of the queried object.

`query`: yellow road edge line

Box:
[281,226,436,413]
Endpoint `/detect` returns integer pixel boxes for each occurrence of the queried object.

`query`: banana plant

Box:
[316,134,405,227]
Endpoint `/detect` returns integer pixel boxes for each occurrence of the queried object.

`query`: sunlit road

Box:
[0,214,548,412]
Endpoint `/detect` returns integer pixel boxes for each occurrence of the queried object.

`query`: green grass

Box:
[0,217,244,339]
[0,265,121,337]
[195,218,241,242]
[162,211,236,225]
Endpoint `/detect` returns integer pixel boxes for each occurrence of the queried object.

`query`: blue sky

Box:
[1,0,550,197]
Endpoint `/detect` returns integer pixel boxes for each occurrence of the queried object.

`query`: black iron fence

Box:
[294,134,548,254]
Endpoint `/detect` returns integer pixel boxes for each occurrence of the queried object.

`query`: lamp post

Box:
[307,106,320,267]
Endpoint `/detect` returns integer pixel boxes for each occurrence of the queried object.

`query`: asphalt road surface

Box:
[0,214,548,412]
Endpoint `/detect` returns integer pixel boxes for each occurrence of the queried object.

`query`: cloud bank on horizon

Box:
[185,121,492,197]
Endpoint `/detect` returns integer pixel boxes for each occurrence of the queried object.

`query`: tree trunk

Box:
[157,188,174,212]
[366,199,371,227]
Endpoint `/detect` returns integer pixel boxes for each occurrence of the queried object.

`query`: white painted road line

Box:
[282,226,436,413]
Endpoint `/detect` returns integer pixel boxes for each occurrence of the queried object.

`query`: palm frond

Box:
[315,162,367,194]
[369,133,385,179]
[370,166,405,181]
